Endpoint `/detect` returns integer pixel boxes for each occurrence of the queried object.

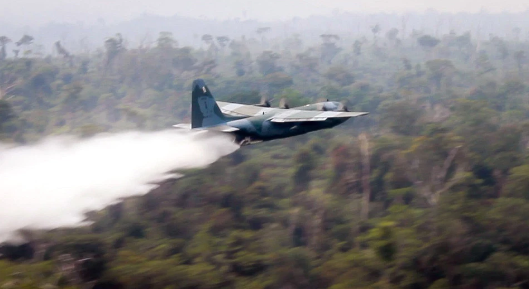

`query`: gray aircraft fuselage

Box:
[225,103,350,144]
[186,79,367,146]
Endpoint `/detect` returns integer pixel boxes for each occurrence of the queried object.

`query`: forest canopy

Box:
[1,15,529,289]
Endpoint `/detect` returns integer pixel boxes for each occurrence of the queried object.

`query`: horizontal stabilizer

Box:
[204,125,240,132]
[173,123,191,129]
[174,123,239,133]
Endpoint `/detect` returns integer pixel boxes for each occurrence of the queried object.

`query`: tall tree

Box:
[370,24,381,45]
[16,34,34,57]
[256,27,271,46]
[0,36,11,60]
[104,33,125,69]
[216,36,230,53]
[359,133,371,221]
[385,28,400,47]
[425,59,455,92]
[320,34,341,64]
[156,31,177,50]
[514,50,526,76]
[257,51,281,75]
[293,148,317,193]
[417,35,440,59]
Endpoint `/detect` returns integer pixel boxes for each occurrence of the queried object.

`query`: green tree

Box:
[514,50,526,76]
[380,100,423,135]
[257,51,281,75]
[104,33,125,69]
[293,147,317,192]
[320,34,342,64]
[505,165,529,199]
[156,31,177,49]
[385,28,399,47]
[425,59,454,92]
[324,65,355,86]
[0,36,11,60]
[366,221,397,262]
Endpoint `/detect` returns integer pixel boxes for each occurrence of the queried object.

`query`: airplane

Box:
[174,79,369,146]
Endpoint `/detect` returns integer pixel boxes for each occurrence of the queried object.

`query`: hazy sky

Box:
[1,0,528,26]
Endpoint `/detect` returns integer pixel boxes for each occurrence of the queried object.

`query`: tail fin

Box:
[191,79,226,128]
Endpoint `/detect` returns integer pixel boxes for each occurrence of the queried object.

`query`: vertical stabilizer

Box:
[191,79,226,128]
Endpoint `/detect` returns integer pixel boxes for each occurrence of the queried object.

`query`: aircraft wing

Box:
[270,110,369,123]
[217,101,278,117]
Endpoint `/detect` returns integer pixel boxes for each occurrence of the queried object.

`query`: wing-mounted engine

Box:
[316,99,349,112]
[253,96,272,107]
[279,98,290,109]
[337,101,349,112]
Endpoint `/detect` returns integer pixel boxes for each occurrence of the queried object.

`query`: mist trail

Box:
[0,130,239,242]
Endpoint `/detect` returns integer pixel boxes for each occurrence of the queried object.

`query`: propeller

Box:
[338,100,349,112]
[279,98,290,109]
[254,95,272,107]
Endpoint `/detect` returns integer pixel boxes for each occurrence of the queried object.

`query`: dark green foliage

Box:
[3,24,529,289]
[366,221,397,262]
[505,165,529,199]
[418,35,440,49]
[0,100,15,125]
[380,100,423,135]
[226,90,262,104]
[324,65,355,86]
[293,147,317,192]
[124,222,146,239]
[257,51,281,75]
[0,243,34,261]
[264,72,293,94]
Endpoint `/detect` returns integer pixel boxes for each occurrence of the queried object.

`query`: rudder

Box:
[191,79,226,128]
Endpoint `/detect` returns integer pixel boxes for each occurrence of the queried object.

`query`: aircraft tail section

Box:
[191,79,227,128]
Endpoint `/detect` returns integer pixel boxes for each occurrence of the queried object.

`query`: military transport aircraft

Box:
[174,79,369,146]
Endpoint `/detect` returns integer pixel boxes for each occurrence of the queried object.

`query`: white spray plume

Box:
[0,130,238,242]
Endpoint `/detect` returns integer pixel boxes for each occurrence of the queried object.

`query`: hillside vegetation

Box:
[1,26,529,289]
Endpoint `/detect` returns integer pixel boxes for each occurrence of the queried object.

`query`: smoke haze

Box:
[1,0,528,26]
[0,130,238,241]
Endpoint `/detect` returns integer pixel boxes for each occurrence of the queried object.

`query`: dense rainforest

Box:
[1,22,529,289]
